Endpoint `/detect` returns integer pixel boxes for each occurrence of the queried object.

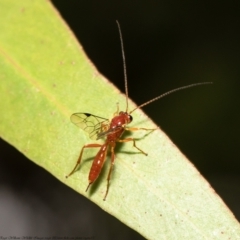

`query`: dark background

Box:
[1,1,240,239]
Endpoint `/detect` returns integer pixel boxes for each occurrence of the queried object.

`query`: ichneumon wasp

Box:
[66,21,212,200]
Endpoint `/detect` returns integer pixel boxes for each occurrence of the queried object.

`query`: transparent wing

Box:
[96,126,123,140]
[70,113,110,140]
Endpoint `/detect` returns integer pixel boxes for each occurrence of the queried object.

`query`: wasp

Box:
[66,21,211,200]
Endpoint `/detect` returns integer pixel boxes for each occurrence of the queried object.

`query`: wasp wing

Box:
[96,126,123,140]
[71,113,109,140]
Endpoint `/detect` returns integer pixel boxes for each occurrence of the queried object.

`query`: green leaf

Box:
[0,1,239,239]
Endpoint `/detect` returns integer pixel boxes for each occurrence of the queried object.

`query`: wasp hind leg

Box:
[103,146,116,201]
[66,143,102,178]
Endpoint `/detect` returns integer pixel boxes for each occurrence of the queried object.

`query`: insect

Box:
[66,21,212,200]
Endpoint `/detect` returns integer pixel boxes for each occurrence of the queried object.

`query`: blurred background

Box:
[0,1,239,239]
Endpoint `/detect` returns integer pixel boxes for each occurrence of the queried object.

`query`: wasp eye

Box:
[129,115,133,122]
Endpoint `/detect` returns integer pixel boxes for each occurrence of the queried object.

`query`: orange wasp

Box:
[66,21,211,200]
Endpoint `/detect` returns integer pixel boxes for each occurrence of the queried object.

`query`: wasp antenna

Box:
[116,20,129,112]
[129,82,213,114]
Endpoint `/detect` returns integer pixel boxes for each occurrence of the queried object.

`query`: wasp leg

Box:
[66,143,102,178]
[118,138,148,156]
[103,145,116,201]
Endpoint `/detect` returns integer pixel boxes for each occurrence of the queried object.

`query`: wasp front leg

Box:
[125,126,157,132]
